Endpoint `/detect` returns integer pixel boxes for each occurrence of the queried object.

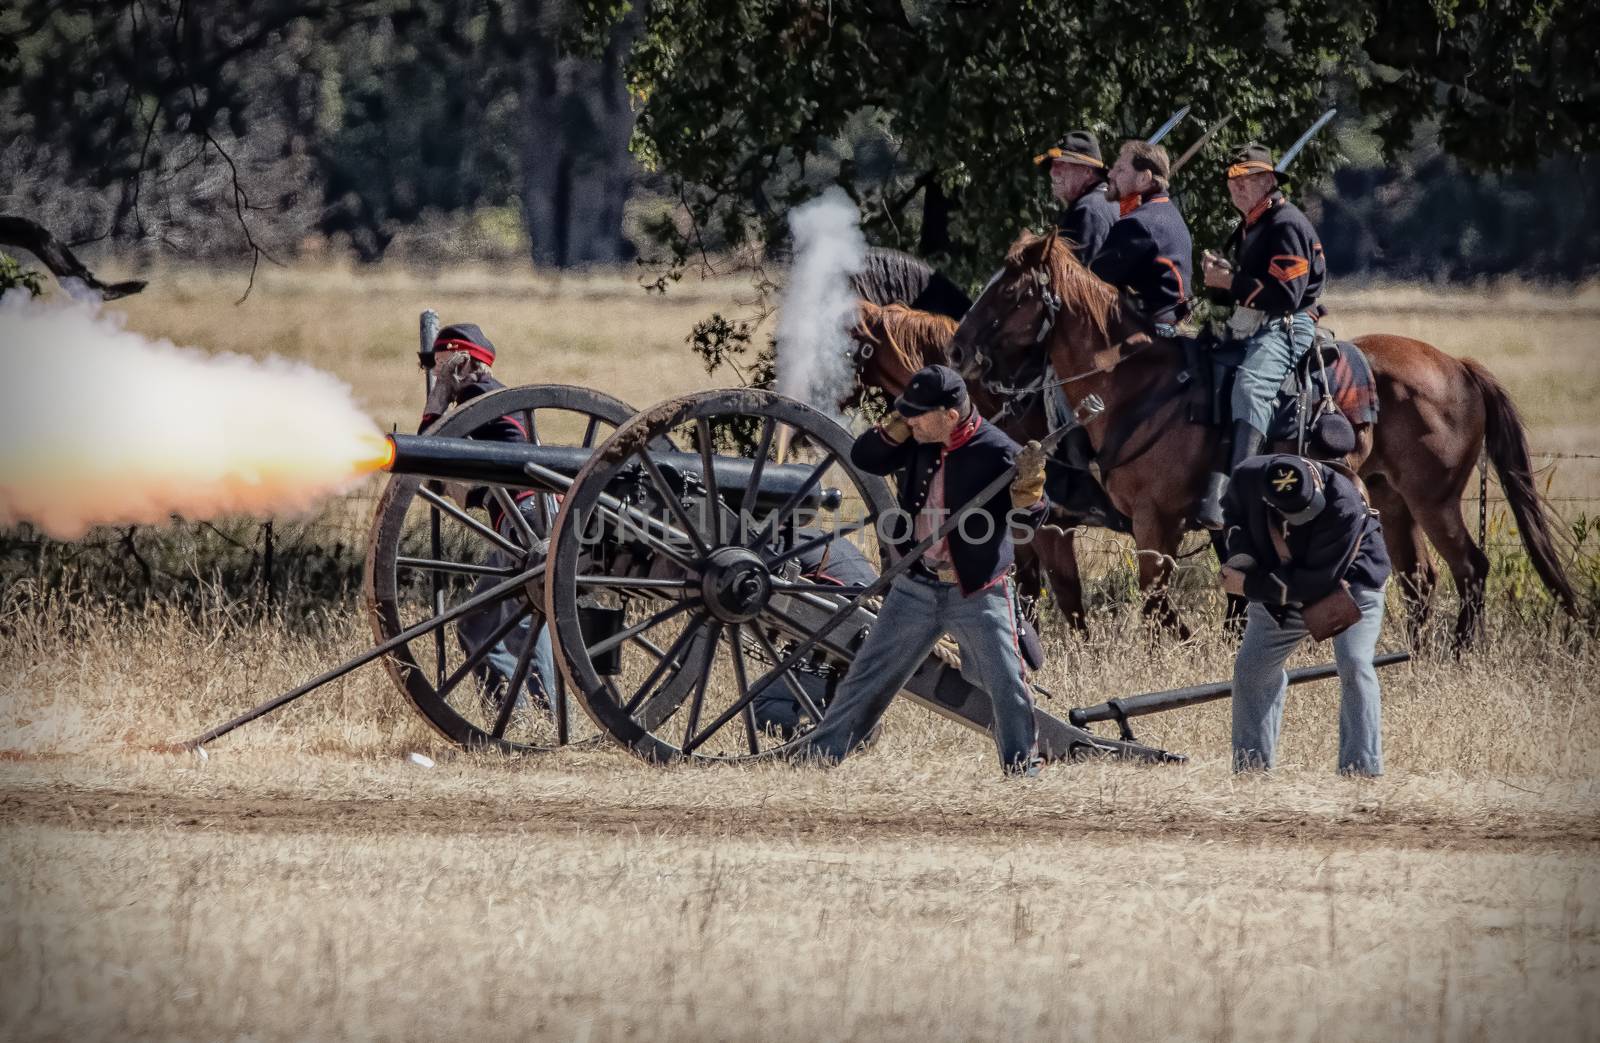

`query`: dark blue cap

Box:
[894,364,969,418]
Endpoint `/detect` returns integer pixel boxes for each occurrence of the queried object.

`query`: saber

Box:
[1146,104,1190,145]
[1276,107,1338,173]
[1170,111,1236,175]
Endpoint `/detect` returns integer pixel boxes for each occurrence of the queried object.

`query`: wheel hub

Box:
[700,546,772,623]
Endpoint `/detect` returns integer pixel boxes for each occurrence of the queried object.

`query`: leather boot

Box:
[1197,421,1266,530]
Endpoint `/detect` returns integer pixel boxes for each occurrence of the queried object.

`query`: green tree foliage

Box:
[622,0,1599,290]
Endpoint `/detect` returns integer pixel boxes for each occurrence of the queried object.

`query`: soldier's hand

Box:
[881,413,912,444]
[1011,440,1047,508]
[426,352,481,413]
[1219,565,1247,596]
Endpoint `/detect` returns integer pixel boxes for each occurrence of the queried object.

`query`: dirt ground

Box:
[2,269,1599,1040]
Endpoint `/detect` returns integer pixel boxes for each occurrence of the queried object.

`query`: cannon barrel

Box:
[1068,650,1411,727]
[380,433,842,511]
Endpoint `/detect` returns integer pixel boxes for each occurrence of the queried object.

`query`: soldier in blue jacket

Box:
[801,365,1049,775]
[422,323,558,718]
[1219,414,1390,776]
[1091,139,1195,332]
[1035,130,1117,265]
[1197,143,1330,529]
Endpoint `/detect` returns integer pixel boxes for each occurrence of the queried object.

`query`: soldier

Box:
[800,364,1049,776]
[1090,139,1195,334]
[1196,142,1328,529]
[1035,130,1117,265]
[1218,413,1390,776]
[422,323,558,715]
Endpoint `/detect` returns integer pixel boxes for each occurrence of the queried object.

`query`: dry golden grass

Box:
[3,266,1599,1040]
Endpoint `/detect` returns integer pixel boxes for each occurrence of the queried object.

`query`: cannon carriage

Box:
[185,316,1406,763]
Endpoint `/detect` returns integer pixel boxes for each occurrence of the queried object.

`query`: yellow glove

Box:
[881,413,912,444]
[1011,440,1047,508]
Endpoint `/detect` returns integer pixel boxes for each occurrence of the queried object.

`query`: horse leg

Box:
[1032,525,1087,634]
[1409,498,1489,651]
[1367,475,1437,647]
[1131,510,1190,641]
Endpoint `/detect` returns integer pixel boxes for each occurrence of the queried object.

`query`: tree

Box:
[619,0,1600,291]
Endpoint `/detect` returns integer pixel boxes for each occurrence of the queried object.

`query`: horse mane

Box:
[1004,230,1119,347]
[876,302,958,368]
[852,247,972,320]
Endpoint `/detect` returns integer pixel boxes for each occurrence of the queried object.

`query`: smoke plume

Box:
[0,294,389,539]
[775,188,868,415]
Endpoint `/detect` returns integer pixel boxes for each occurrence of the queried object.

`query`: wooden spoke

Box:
[728,625,761,755]
[433,605,533,707]
[621,616,708,717]
[763,517,874,569]
[490,486,540,550]
[488,625,541,740]
[583,598,699,662]
[743,454,833,552]
[694,417,725,544]
[679,622,723,751]
[397,556,521,580]
[740,415,778,520]
[747,625,826,725]
[417,485,522,557]
[633,447,713,559]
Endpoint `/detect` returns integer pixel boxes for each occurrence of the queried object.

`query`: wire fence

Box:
[4,454,1596,613]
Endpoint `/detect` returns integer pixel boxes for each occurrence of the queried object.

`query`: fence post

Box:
[1478,452,1488,550]
[262,520,275,606]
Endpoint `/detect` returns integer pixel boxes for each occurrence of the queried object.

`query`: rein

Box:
[973,260,1153,425]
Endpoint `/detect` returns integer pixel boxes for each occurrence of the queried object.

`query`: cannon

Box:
[185,317,1409,764]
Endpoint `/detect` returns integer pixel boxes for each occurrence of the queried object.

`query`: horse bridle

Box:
[969,261,1142,427]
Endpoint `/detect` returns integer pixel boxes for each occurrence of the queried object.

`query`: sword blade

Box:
[1145,104,1191,145]
[1276,107,1338,173]
[1170,112,1236,175]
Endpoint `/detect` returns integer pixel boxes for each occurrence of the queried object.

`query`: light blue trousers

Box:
[1232,312,1316,434]
[1232,585,1386,776]
[803,574,1038,773]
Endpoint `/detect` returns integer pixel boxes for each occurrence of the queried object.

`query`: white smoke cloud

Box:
[775,188,868,415]
[0,294,388,539]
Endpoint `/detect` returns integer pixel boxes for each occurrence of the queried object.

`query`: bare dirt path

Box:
[6,778,1597,854]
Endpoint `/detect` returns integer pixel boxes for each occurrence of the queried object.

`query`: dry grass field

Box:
[2,265,1599,1041]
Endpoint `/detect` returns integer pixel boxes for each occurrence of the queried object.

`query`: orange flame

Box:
[0,298,393,539]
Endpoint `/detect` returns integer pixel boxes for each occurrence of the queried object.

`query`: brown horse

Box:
[847,300,1090,627]
[944,230,1579,647]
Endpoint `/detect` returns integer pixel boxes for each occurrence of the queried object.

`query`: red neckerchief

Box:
[944,410,983,451]
[1245,193,1280,228]
[1119,192,1169,218]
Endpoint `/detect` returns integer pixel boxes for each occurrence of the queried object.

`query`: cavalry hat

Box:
[1225,142,1285,183]
[894,364,970,418]
[433,322,497,367]
[1306,412,1356,458]
[1034,130,1106,173]
[1260,454,1326,523]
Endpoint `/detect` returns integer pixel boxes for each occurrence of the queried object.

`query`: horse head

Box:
[845,298,957,402]
[948,229,1121,414]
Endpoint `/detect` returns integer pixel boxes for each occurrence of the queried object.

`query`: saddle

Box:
[1182,325,1379,444]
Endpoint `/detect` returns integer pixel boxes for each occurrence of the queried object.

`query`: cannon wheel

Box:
[545,388,899,763]
[365,383,706,752]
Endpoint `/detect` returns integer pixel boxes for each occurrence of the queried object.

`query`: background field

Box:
[2,267,1598,1040]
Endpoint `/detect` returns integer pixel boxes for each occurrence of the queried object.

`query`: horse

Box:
[944,229,1579,648]
[846,299,1090,628]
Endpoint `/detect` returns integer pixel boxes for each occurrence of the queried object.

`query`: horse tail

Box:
[1461,357,1580,616]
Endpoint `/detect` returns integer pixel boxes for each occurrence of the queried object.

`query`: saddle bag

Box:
[1302,582,1362,641]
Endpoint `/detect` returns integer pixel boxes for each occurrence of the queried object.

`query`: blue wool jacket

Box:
[1090,193,1194,322]
[1056,187,1117,266]
[1222,456,1391,607]
[851,415,1046,595]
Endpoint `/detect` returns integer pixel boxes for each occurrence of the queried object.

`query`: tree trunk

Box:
[520,2,645,268]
